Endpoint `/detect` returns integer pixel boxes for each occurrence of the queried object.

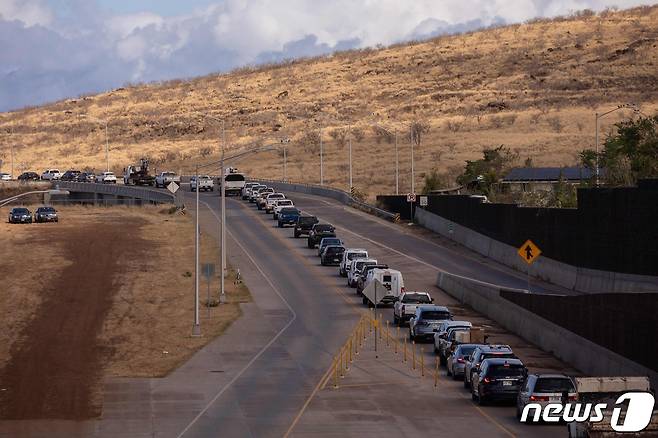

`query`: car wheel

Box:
[362,296,367,305]
[393,314,399,325]
[447,365,452,377]
[440,353,447,366]
[516,405,522,420]
[464,375,470,389]
[472,388,478,402]
[278,222,283,228]
[294,231,299,238]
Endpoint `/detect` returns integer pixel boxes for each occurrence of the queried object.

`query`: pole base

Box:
[219,293,227,304]
[191,324,201,337]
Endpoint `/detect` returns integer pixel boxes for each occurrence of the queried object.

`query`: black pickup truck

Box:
[293,215,319,238]
[307,223,336,248]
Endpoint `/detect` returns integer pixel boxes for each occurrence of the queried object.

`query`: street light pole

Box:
[283,146,287,181]
[394,130,399,195]
[594,103,640,186]
[320,126,324,186]
[193,165,201,337]
[410,127,415,194]
[220,120,227,304]
[348,125,353,190]
[105,121,109,172]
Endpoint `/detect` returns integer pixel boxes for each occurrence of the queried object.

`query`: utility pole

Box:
[220,120,226,304]
[320,125,324,185]
[394,130,399,195]
[348,124,353,190]
[105,121,109,172]
[410,127,415,194]
[193,165,201,337]
[283,146,287,181]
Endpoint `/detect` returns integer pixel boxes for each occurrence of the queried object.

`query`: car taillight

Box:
[530,395,549,401]
[401,286,405,293]
[457,358,465,363]
[569,395,578,401]
[483,377,491,384]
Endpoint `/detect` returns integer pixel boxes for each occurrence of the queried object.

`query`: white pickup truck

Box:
[154,171,181,188]
[191,175,214,192]
[393,291,433,325]
[41,169,62,180]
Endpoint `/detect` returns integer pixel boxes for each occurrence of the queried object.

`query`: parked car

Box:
[255,188,275,208]
[409,305,452,342]
[464,345,515,389]
[0,172,12,181]
[317,237,343,256]
[393,291,433,325]
[272,199,294,219]
[251,186,271,203]
[41,169,62,180]
[471,358,527,405]
[242,182,259,200]
[34,206,58,223]
[339,248,368,277]
[294,215,319,238]
[320,245,346,266]
[60,170,81,181]
[8,207,32,223]
[355,263,389,293]
[17,171,40,181]
[154,171,181,188]
[96,171,117,184]
[447,344,482,380]
[347,258,378,287]
[278,207,301,228]
[190,175,214,192]
[307,223,336,248]
[361,268,405,306]
[516,373,576,420]
[75,172,96,182]
[434,321,473,363]
[264,193,286,213]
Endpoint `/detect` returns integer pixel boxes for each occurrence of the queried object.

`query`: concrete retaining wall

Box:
[436,271,658,388]
[55,181,174,204]
[417,207,658,294]
[252,178,398,222]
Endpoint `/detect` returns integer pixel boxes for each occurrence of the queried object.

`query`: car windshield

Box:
[402,294,431,304]
[14,208,29,213]
[281,208,299,214]
[299,217,317,224]
[535,378,575,393]
[326,247,345,255]
[458,346,477,356]
[420,311,450,320]
[482,352,515,361]
[278,200,293,206]
[488,364,525,378]
[315,225,334,232]
[348,252,367,260]
[322,239,341,245]
[163,172,175,176]
[225,174,245,181]
[40,208,55,212]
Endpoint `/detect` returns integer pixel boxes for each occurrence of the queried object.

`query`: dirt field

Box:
[0,6,656,199]
[0,205,250,420]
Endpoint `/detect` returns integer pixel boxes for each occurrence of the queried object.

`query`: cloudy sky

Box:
[0,0,654,112]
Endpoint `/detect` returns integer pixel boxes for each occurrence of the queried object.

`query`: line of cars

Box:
[7,206,58,224]
[2,169,118,184]
[239,181,590,426]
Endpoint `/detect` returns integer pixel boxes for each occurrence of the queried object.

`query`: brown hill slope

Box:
[1,6,657,197]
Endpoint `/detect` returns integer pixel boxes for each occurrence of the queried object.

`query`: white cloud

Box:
[0,0,656,111]
[0,0,52,26]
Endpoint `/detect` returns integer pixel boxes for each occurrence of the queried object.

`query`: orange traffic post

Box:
[421,346,425,377]
[386,321,390,347]
[333,357,339,389]
[354,332,359,355]
[412,341,416,370]
[403,337,407,362]
[379,315,383,340]
[339,348,345,378]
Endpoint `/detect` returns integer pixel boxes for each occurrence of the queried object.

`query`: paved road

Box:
[176,190,572,437]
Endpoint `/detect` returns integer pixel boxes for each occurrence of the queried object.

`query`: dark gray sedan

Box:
[8,207,32,224]
[34,206,59,223]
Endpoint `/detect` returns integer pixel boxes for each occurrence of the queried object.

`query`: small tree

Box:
[410,120,430,148]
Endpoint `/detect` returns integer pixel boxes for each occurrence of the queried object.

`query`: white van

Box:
[361,268,405,306]
[347,258,377,287]
[339,248,369,277]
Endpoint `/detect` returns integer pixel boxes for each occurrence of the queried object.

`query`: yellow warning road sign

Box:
[518,239,541,265]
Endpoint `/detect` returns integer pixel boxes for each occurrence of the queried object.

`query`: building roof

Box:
[502,167,595,182]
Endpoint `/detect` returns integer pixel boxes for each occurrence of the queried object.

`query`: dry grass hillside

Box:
[1,6,657,198]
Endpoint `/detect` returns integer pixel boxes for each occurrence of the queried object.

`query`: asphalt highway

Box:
[174,189,570,437]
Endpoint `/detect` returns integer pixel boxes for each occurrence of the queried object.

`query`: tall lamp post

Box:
[371,122,399,195]
[280,138,290,181]
[594,103,640,186]
[80,115,109,172]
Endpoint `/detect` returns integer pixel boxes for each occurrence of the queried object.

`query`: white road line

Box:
[176,201,297,438]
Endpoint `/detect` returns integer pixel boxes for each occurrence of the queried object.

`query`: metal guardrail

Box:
[251,178,398,222]
[54,181,175,204]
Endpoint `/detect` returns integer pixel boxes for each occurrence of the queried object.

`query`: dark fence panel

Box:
[376,195,417,220]
[379,180,658,275]
[501,291,658,373]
